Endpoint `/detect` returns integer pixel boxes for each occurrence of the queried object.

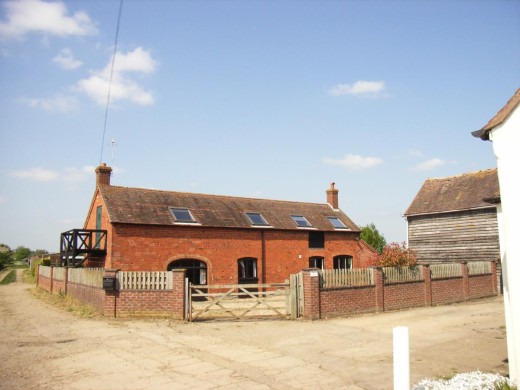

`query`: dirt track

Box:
[0,270,508,389]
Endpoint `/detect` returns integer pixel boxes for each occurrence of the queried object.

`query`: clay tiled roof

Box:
[473,87,520,140]
[98,185,359,232]
[404,169,499,217]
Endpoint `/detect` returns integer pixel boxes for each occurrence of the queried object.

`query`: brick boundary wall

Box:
[67,282,106,313]
[315,262,498,320]
[38,275,52,293]
[36,267,186,319]
[36,262,496,321]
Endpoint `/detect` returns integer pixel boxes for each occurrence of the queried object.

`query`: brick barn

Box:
[76,164,378,285]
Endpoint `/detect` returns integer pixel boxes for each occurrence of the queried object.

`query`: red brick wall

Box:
[67,283,106,313]
[38,275,52,292]
[107,224,377,284]
[468,274,495,299]
[114,290,181,318]
[383,281,426,311]
[36,267,186,319]
[320,286,377,317]
[52,279,66,294]
[84,189,114,268]
[314,262,498,319]
[431,277,465,305]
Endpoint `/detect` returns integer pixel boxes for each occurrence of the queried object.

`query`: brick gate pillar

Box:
[302,268,321,320]
[492,261,498,295]
[374,267,384,312]
[171,269,186,320]
[462,262,469,301]
[103,269,119,317]
[423,265,432,306]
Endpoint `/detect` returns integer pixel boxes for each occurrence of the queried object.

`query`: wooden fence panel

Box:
[320,269,374,289]
[468,261,491,275]
[383,266,423,284]
[119,271,173,290]
[430,264,462,279]
[39,265,51,278]
[68,268,104,288]
[53,267,66,281]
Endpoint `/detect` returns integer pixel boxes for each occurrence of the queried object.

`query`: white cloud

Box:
[53,48,82,70]
[0,0,97,41]
[76,47,157,106]
[10,165,95,182]
[408,149,424,158]
[62,166,95,183]
[10,167,59,181]
[18,94,79,112]
[0,196,6,203]
[322,154,383,171]
[410,158,447,171]
[112,47,156,74]
[329,80,386,97]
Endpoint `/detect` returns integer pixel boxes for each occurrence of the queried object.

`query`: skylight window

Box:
[245,212,269,226]
[327,217,348,229]
[170,208,197,223]
[291,215,312,228]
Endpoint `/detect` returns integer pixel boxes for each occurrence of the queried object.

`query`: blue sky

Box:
[0,0,519,252]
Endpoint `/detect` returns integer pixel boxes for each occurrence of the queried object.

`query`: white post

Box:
[393,326,410,390]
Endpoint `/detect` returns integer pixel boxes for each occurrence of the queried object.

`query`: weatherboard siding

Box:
[408,208,499,263]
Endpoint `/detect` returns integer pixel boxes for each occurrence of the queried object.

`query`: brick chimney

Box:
[326,182,339,209]
[95,163,112,186]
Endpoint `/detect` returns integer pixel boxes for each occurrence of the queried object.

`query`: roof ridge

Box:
[425,168,496,182]
[104,185,330,206]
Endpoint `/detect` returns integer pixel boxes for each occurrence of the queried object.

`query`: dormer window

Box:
[245,212,269,226]
[291,215,312,228]
[327,216,348,229]
[170,208,197,223]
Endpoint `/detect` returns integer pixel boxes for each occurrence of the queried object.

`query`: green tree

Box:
[0,244,13,270]
[360,223,387,254]
[33,249,49,257]
[13,246,32,262]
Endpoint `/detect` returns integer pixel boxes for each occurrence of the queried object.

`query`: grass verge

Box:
[0,270,16,285]
[30,288,101,319]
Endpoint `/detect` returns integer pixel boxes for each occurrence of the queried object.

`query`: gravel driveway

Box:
[0,270,508,389]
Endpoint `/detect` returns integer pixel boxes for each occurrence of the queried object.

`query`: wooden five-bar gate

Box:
[186,273,304,321]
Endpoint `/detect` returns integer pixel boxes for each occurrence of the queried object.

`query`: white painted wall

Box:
[488,104,520,383]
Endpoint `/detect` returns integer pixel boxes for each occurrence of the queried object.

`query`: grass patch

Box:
[9,263,29,269]
[23,268,36,284]
[30,288,101,319]
[0,270,16,285]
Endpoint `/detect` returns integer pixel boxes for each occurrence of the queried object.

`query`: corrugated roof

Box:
[404,169,499,217]
[98,185,359,232]
[473,87,520,140]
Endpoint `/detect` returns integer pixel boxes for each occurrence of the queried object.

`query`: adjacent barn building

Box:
[65,164,378,285]
[404,169,500,264]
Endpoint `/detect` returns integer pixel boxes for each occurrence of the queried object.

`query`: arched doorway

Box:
[167,259,207,285]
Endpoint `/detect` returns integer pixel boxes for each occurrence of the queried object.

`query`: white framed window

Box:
[170,208,197,223]
[291,215,312,228]
[245,212,269,226]
[327,216,348,229]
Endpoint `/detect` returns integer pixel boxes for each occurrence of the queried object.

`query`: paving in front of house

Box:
[0,273,508,390]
